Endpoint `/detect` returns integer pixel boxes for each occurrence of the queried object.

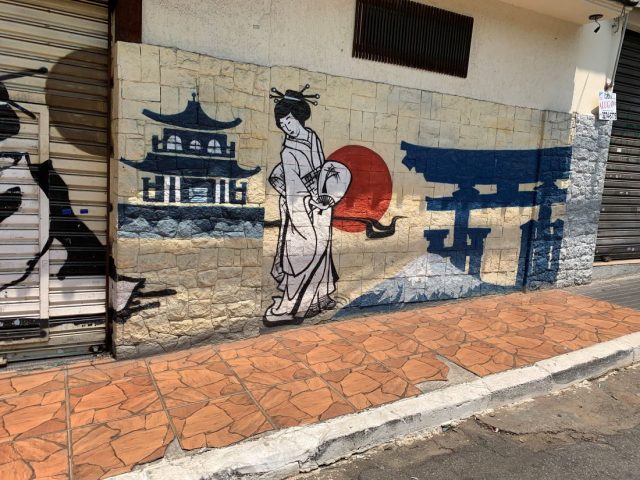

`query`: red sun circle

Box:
[328,145,393,233]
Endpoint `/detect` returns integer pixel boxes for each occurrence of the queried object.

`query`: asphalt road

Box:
[294,365,640,480]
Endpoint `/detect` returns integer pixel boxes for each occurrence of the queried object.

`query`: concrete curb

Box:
[114,333,640,480]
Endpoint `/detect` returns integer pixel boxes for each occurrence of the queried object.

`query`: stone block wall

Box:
[110,42,610,357]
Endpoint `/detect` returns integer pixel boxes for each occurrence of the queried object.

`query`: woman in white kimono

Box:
[264,86,350,326]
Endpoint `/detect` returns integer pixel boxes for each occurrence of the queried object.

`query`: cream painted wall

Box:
[142,0,623,114]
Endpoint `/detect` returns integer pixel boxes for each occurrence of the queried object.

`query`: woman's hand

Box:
[309,198,332,211]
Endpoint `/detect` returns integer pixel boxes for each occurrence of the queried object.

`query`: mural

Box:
[119,94,264,239]
[343,142,572,310]
[109,258,176,323]
[329,145,404,239]
[0,68,171,327]
[263,86,352,326]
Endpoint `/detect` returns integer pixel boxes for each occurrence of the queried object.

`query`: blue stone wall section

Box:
[556,114,612,287]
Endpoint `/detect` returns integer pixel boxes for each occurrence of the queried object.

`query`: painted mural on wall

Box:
[109,258,176,323]
[0,69,171,329]
[263,86,351,326]
[344,142,573,311]
[119,94,264,239]
[329,145,404,239]
[262,86,410,326]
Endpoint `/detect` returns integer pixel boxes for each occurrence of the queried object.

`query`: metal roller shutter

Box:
[0,0,109,362]
[596,29,640,262]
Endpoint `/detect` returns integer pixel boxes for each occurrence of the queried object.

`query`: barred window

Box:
[352,0,474,78]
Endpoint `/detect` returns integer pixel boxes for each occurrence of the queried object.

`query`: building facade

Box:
[0,0,638,361]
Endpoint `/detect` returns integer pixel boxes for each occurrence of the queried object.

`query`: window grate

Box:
[353,0,474,78]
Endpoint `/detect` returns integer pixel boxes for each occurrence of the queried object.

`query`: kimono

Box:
[267,128,338,320]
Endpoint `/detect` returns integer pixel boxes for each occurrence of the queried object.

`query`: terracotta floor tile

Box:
[217,335,286,361]
[566,296,626,315]
[0,431,68,480]
[401,323,470,350]
[529,290,570,303]
[498,292,533,306]
[513,303,585,323]
[69,375,162,428]
[0,390,66,442]
[536,323,601,350]
[227,352,314,391]
[153,362,244,408]
[148,346,221,373]
[438,341,517,377]
[331,318,392,338]
[483,328,571,366]
[322,364,420,410]
[347,330,426,362]
[277,325,342,348]
[72,411,172,480]
[563,294,604,310]
[253,377,354,427]
[455,310,554,340]
[289,339,376,375]
[0,370,64,399]
[381,310,422,325]
[385,306,463,326]
[522,302,569,315]
[380,352,449,384]
[67,360,148,388]
[460,297,502,310]
[561,315,635,341]
[603,308,640,330]
[169,392,272,449]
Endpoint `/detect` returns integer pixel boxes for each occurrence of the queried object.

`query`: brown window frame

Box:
[352,0,474,78]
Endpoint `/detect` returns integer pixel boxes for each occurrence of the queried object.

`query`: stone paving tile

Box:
[252,377,355,428]
[276,325,342,348]
[226,351,315,391]
[69,375,162,428]
[379,352,450,384]
[397,322,471,350]
[566,295,621,313]
[67,359,148,388]
[483,327,572,365]
[534,323,602,350]
[345,330,428,362]
[287,338,377,375]
[455,310,556,340]
[0,431,68,480]
[0,290,637,478]
[598,307,640,329]
[0,390,66,442]
[168,392,272,450]
[72,411,173,480]
[147,347,220,373]
[437,341,518,376]
[561,315,636,340]
[153,362,244,408]
[322,363,420,410]
[217,335,285,361]
[331,318,393,337]
[0,369,65,399]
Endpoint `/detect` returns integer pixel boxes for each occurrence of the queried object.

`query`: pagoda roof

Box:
[142,94,242,131]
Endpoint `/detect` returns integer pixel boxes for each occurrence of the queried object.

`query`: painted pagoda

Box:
[121,94,260,179]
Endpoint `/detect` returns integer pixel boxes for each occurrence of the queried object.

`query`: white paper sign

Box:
[599,91,617,121]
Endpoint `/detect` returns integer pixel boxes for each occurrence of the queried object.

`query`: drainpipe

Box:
[606,1,637,90]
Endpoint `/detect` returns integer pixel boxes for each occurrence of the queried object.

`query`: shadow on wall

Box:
[0,53,174,328]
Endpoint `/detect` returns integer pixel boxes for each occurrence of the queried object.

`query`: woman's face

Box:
[278,113,303,137]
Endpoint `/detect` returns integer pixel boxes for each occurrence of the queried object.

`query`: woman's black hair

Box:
[270,85,320,128]
[274,90,311,127]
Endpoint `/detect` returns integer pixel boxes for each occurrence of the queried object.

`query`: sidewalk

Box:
[2,290,640,480]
